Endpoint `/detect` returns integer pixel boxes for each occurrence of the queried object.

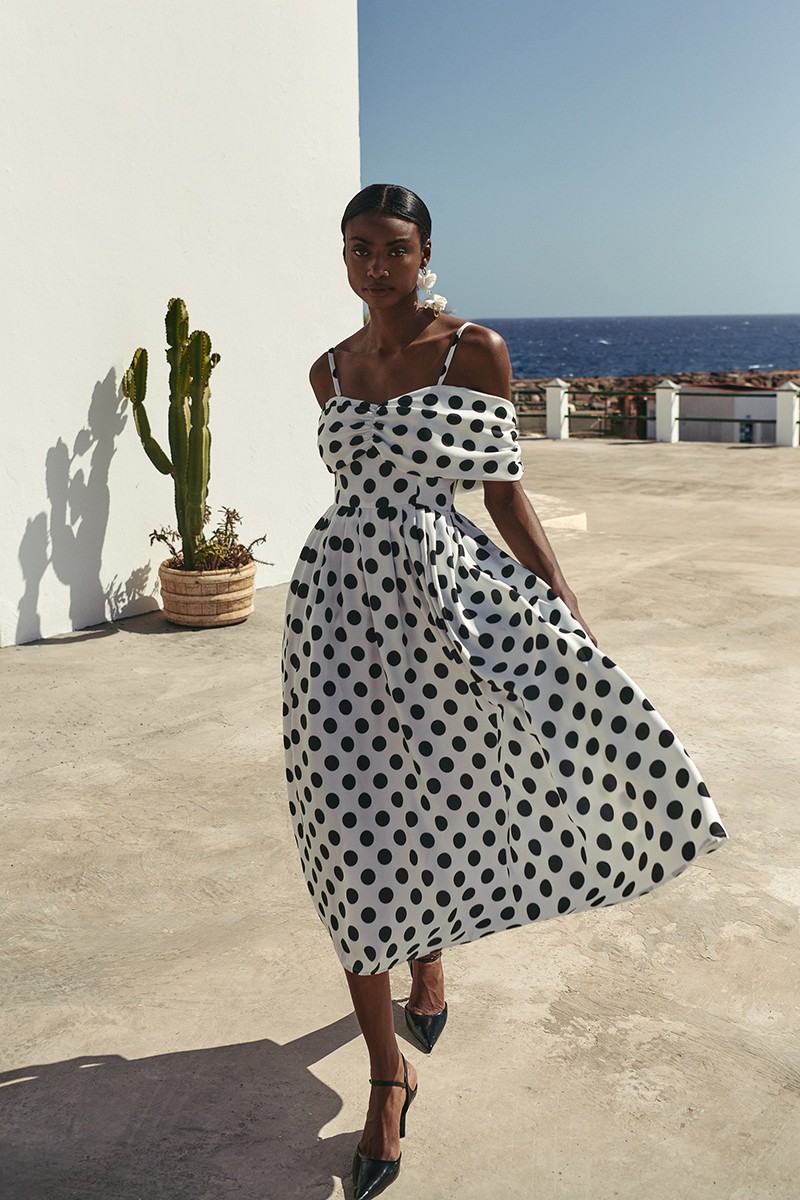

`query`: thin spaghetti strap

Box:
[437,322,473,384]
[327,348,342,397]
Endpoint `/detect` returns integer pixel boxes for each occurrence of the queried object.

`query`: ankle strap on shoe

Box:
[370,1056,408,1089]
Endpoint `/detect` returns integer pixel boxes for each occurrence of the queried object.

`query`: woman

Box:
[281,184,726,1200]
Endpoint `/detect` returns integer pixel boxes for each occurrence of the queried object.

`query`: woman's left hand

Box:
[559,589,598,647]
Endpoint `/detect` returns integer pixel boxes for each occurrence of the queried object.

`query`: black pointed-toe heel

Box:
[352,1054,418,1200]
[405,949,448,1054]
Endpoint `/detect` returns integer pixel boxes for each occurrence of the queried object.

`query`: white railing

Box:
[542,379,800,446]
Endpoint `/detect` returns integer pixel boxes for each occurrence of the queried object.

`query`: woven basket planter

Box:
[157,559,256,628]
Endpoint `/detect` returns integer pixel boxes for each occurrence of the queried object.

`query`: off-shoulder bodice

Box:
[317,385,523,511]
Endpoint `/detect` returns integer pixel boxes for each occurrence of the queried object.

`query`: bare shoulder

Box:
[450,321,512,399]
[309,350,335,410]
[459,321,508,357]
[335,326,368,352]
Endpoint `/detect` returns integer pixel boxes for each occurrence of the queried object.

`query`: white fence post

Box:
[545,378,569,439]
[775,381,800,448]
[655,379,680,443]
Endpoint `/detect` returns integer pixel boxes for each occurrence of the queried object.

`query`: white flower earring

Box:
[418,266,447,316]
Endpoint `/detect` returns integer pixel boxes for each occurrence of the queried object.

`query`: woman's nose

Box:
[367,260,389,277]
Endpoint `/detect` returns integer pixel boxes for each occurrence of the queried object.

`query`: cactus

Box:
[122,298,220,570]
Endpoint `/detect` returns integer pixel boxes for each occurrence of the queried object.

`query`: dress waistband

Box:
[333,474,459,514]
[333,499,455,516]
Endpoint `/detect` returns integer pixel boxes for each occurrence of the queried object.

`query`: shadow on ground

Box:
[0,1015,365,1200]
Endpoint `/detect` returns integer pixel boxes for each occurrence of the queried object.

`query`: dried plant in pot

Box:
[149,505,268,628]
[121,297,271,627]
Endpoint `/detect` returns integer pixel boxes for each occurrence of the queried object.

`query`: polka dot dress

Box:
[281,322,727,975]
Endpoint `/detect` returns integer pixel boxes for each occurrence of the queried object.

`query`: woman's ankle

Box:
[369,1047,403,1080]
[408,969,446,1014]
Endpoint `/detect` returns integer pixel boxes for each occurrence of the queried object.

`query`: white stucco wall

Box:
[0,1,360,647]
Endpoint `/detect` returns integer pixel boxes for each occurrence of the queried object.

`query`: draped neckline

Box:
[320,384,511,415]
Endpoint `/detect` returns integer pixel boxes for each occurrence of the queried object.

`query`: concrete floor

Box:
[2,439,799,1200]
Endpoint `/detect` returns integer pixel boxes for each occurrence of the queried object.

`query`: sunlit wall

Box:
[0,0,360,646]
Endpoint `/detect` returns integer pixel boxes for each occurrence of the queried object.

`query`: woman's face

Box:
[342,211,430,308]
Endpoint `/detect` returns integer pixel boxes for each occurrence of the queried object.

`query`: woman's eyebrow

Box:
[348,236,413,245]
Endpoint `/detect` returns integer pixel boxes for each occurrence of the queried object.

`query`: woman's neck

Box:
[363,296,437,352]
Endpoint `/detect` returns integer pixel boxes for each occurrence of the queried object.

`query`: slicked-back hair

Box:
[341,184,432,245]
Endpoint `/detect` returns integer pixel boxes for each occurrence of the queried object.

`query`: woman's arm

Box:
[309,353,335,410]
[482,480,597,646]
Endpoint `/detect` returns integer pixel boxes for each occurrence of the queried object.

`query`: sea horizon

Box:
[470,313,800,380]
[472,311,800,320]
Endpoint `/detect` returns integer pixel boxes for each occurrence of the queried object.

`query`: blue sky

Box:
[358,0,800,318]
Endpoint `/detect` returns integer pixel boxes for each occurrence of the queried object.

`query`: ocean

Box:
[473,313,800,380]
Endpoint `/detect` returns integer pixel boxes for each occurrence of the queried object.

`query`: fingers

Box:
[573,611,598,647]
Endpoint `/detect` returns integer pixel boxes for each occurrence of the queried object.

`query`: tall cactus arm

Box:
[165,297,189,353]
[164,298,192,560]
[122,348,173,475]
[184,329,214,540]
[123,343,148,405]
[165,299,190,488]
[165,297,190,420]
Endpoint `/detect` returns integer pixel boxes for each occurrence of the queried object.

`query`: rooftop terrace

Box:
[2,439,798,1199]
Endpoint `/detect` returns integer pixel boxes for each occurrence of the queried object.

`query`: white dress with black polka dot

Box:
[282,322,727,976]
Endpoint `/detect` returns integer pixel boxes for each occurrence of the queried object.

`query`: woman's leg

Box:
[345,969,419,1160]
[408,953,446,1015]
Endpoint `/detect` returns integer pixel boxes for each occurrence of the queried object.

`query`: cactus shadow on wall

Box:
[15,368,158,646]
